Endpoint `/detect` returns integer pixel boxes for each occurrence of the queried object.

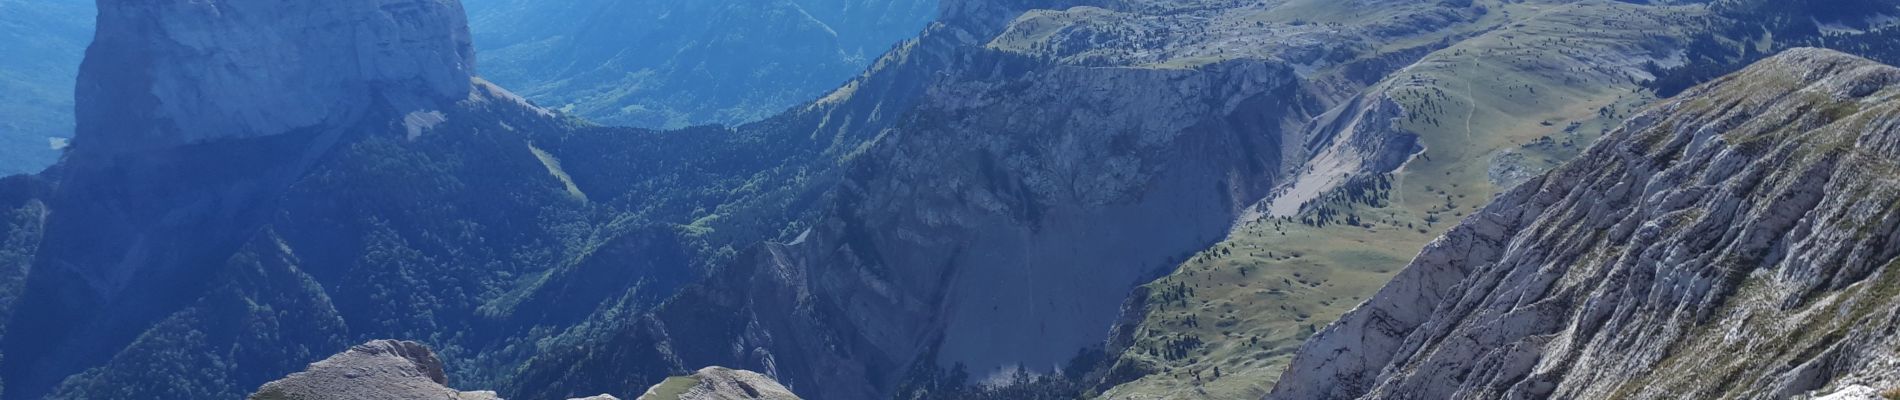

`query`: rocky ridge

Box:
[1269,48,1900,400]
[0,0,594,398]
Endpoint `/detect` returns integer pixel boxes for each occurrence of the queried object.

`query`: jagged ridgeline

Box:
[1273,48,1900,400]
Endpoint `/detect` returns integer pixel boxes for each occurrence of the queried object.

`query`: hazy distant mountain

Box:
[463,0,936,129]
[0,0,91,175]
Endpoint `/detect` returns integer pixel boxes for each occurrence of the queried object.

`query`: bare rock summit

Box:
[249,340,498,400]
[637,367,801,400]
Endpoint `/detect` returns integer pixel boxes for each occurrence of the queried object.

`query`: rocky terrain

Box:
[249,340,801,400]
[637,367,802,400]
[0,0,967,397]
[1093,1,1706,397]
[250,340,503,400]
[252,344,801,400]
[1269,48,1900,400]
[463,0,936,129]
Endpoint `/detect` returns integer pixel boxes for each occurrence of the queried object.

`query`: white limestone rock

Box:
[638,367,802,400]
[75,0,476,156]
[251,340,638,400]
[249,340,498,400]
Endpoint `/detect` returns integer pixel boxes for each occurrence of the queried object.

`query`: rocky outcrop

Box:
[74,0,475,157]
[250,340,498,400]
[637,367,801,400]
[252,341,630,400]
[1269,48,1900,399]
[0,1,584,399]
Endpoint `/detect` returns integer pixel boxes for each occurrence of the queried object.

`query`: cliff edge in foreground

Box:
[250,341,799,400]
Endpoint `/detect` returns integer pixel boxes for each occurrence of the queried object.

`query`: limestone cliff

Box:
[74,0,476,157]
[0,1,560,399]
[1269,48,1900,400]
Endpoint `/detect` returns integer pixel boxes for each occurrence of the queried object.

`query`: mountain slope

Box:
[0,0,831,398]
[16,1,1897,400]
[1092,1,1708,397]
[1270,48,1900,400]
[500,1,1515,399]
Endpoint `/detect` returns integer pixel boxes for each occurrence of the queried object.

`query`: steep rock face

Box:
[74,0,475,157]
[0,1,563,398]
[637,367,801,400]
[1270,48,1900,400]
